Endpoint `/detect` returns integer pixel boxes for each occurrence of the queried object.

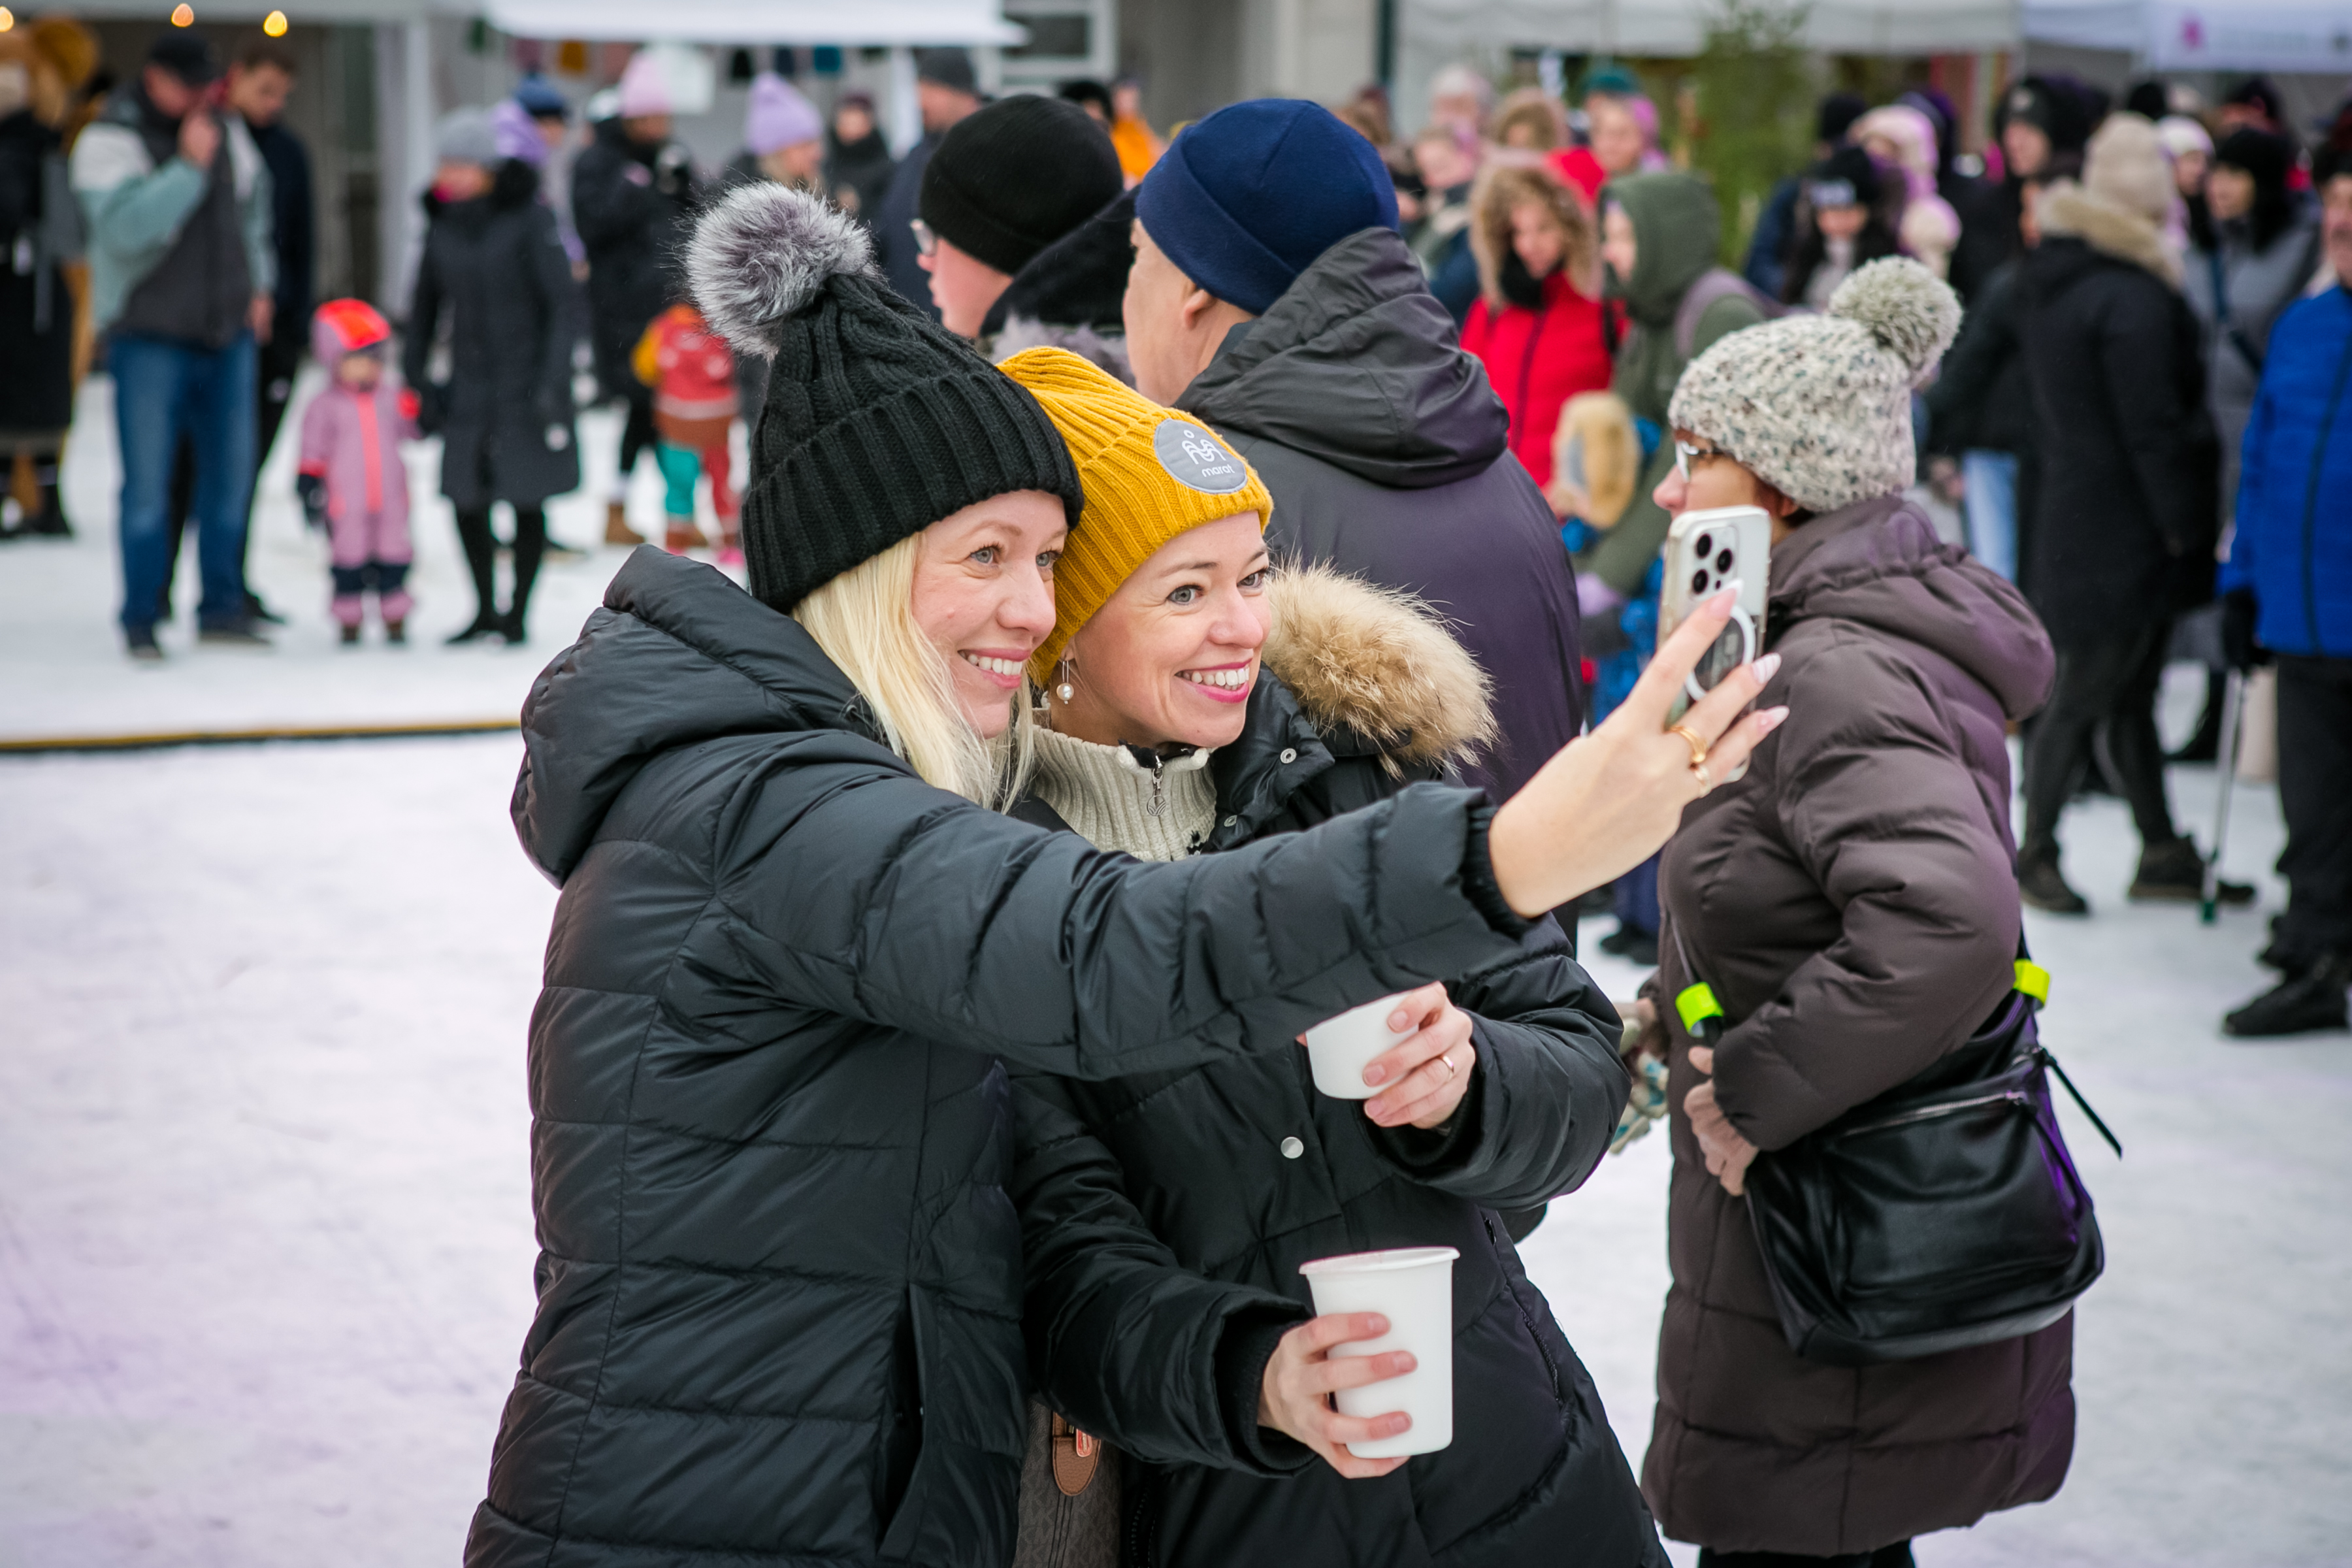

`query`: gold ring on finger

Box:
[1693,761,1713,794]
[1441,1051,1457,1079]
[1668,723,1709,770]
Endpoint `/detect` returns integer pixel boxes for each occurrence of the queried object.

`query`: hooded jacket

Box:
[1175,225,1585,803]
[1585,174,1767,596]
[1460,265,1614,490]
[2020,181,2219,642]
[1011,568,1663,1567]
[981,188,1134,385]
[297,313,414,535]
[1644,495,2066,1558]
[403,158,581,511]
[466,549,1552,1567]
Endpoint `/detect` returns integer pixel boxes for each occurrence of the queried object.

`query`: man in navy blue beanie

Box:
[1126,99,1589,811]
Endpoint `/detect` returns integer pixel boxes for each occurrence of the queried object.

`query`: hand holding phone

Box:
[1657,506,1772,774]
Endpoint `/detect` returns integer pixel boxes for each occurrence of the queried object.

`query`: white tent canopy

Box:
[1396,0,2018,66]
[2022,0,2352,71]
[479,0,1027,45]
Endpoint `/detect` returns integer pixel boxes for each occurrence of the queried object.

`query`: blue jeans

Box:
[112,331,257,631]
[1961,449,2018,583]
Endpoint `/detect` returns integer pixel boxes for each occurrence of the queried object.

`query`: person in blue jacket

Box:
[2217,143,2352,1037]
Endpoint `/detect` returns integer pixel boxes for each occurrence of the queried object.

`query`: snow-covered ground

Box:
[3,374,2346,1563]
[0,373,734,745]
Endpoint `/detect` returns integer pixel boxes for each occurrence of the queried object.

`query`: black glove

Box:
[294,471,327,530]
[2221,587,2267,670]
[416,382,449,436]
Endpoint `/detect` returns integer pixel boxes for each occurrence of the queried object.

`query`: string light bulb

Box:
[170,3,193,24]
[0,9,15,32]
[263,8,287,33]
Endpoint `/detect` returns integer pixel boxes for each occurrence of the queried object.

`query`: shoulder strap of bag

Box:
[1672,921,2120,1154]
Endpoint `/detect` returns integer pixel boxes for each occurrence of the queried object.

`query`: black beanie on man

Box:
[920,96,1124,278]
[686,183,1084,612]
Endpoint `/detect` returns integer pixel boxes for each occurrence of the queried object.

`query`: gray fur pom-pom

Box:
[687,184,874,360]
[1829,257,1961,381]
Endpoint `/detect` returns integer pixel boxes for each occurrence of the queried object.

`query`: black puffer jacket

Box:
[2019,184,2220,644]
[1177,226,1586,802]
[467,549,1549,1567]
[573,117,701,404]
[403,158,581,510]
[1011,569,1662,1567]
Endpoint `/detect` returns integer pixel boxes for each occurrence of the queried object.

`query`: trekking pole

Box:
[2200,668,2247,925]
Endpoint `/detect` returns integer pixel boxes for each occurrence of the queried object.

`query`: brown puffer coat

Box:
[1642,495,2065,1557]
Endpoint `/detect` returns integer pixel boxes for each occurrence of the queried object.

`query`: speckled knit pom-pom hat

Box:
[1667,257,1962,514]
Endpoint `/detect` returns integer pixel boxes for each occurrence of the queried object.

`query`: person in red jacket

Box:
[1459,148,1616,489]
[633,302,741,561]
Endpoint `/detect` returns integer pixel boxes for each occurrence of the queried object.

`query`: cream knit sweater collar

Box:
[1030,725,1218,862]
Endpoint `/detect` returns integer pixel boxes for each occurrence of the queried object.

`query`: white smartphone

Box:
[1657,505,1771,745]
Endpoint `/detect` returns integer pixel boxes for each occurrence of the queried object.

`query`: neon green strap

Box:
[1675,983,1725,1035]
[2014,960,2050,1005]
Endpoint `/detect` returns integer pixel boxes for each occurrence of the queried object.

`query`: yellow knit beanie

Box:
[998,347,1273,680]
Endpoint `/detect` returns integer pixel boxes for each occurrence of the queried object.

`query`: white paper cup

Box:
[1303,992,1412,1100]
[1297,1245,1458,1458]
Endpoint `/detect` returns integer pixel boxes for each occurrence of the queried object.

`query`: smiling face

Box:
[907,491,1068,738]
[1054,512,1271,752]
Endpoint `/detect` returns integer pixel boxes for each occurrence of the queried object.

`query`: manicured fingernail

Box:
[1750,652,1781,684]
[1708,585,1737,612]
[1757,706,1790,732]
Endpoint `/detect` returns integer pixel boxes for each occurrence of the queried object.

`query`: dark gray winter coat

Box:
[1177,226,1586,801]
[403,159,581,511]
[0,109,76,436]
[467,547,1547,1567]
[1011,568,1661,1567]
[1645,496,2066,1557]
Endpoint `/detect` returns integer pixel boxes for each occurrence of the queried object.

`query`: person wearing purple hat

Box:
[1125,99,1590,813]
[727,71,824,193]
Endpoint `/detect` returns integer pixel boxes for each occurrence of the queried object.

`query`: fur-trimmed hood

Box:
[1261,562,1496,772]
[2036,180,2181,287]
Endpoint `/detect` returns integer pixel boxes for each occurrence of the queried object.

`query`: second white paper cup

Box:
[1303,992,1411,1100]
[1298,1245,1458,1458]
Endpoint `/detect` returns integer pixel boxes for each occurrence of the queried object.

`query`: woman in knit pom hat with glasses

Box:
[465,182,1781,1567]
[1631,258,2067,1565]
[995,348,1663,1566]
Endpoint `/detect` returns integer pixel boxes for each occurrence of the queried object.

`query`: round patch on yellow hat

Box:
[1152,419,1250,495]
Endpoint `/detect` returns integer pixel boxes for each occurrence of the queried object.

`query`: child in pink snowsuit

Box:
[298,299,420,644]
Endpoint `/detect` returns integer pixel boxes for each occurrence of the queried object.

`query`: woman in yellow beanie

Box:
[998,347,1670,1566]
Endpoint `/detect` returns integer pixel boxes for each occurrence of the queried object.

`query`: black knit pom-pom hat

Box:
[686,183,1085,612]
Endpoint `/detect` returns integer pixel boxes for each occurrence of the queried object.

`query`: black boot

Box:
[2019,851,2089,915]
[2225,955,2352,1038]
[451,506,501,642]
[445,614,502,645]
[2128,837,2255,906]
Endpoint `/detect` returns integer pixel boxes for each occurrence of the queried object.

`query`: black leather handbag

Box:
[1676,947,2120,1367]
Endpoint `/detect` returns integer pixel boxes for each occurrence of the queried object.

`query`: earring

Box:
[1054,656,1076,705]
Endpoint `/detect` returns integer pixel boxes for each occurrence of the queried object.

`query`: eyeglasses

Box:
[910,218,936,257]
[1674,439,1727,484]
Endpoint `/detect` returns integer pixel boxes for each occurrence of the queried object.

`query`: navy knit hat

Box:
[1135,99,1399,316]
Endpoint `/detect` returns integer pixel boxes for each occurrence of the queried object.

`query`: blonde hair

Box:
[1470,158,1601,306]
[791,533,1036,809]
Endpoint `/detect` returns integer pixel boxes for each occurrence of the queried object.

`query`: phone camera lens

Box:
[1716,549,1735,572]
[1693,532,1713,557]
[1691,570,1710,595]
